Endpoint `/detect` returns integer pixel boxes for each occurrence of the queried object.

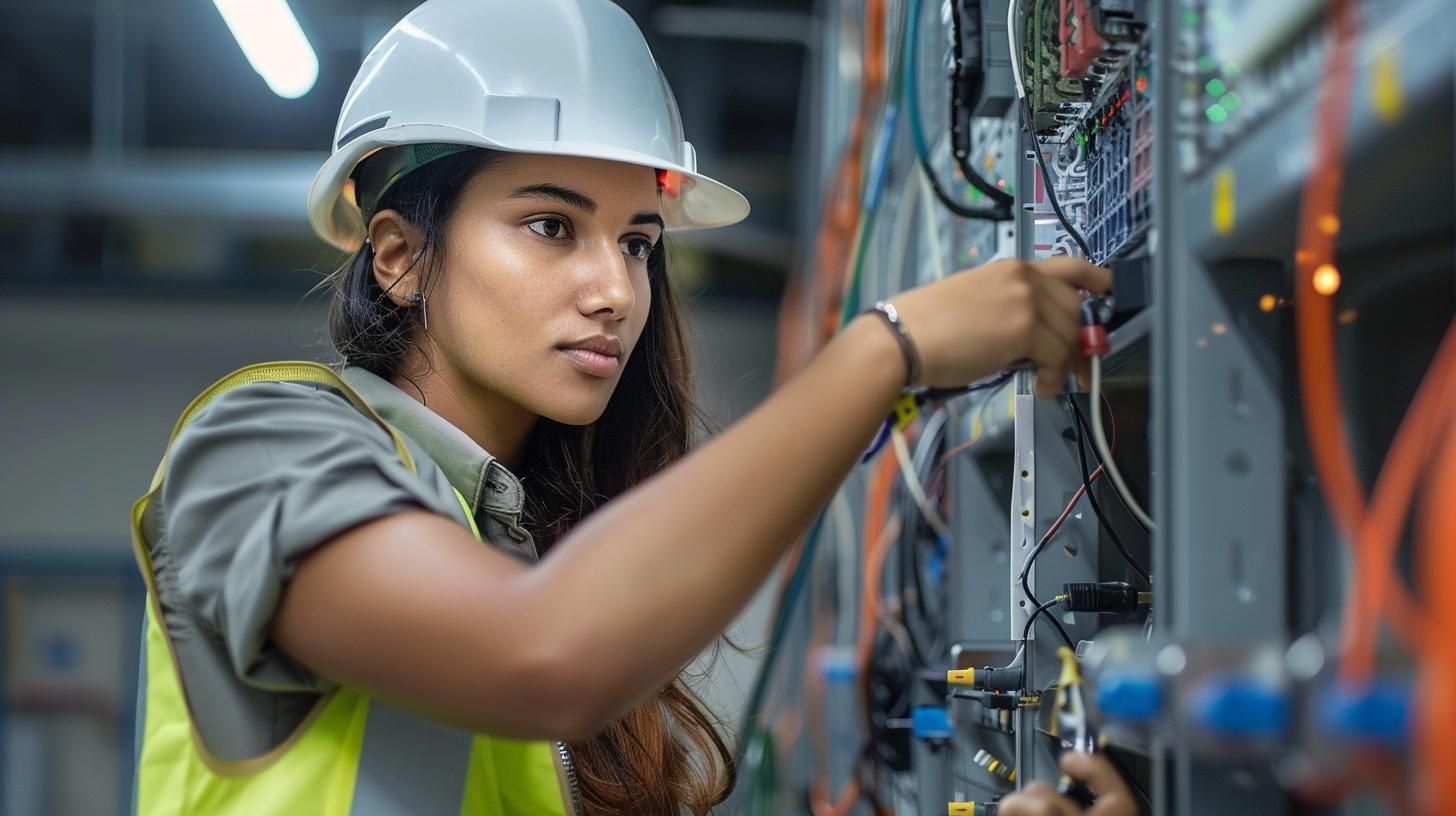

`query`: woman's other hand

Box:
[998,751,1139,816]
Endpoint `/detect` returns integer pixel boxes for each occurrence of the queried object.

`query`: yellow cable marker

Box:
[1372,42,1404,123]
[1213,168,1236,235]
[893,393,920,431]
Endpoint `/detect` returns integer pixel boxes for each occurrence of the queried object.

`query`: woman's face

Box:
[413,153,662,426]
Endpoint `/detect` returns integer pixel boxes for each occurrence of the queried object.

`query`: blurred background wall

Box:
[0,1,832,812]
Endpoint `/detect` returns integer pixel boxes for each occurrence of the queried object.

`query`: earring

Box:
[407,292,429,331]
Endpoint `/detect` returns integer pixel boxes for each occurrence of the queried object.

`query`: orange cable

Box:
[1341,321,1456,679]
[1416,418,1456,814]
[774,0,891,381]
[1292,0,1432,679]
[1293,0,1363,540]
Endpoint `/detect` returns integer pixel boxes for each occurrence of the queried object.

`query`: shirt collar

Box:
[340,366,526,522]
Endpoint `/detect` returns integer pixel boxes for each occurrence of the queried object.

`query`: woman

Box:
[129,0,1117,814]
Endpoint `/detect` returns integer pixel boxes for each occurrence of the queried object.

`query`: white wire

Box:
[891,426,953,541]
[1007,0,1025,99]
[915,164,951,281]
[1090,355,1156,530]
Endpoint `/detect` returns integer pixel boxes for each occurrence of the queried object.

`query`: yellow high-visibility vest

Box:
[130,362,576,816]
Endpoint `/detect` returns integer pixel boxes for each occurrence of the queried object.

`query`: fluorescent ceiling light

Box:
[213,0,319,99]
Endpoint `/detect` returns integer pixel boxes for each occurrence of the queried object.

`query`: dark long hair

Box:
[327,148,734,814]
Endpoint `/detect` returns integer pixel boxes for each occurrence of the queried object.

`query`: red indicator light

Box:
[656,169,682,199]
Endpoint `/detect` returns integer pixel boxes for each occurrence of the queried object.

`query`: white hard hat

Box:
[308,0,751,252]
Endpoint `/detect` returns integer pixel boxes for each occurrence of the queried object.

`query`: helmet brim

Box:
[307,124,751,253]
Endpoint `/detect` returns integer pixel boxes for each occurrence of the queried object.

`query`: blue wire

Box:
[864,103,902,213]
[861,418,895,463]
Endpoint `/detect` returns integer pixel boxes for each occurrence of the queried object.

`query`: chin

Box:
[535,393,613,427]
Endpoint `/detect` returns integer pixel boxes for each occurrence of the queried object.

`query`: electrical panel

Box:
[741,0,1455,814]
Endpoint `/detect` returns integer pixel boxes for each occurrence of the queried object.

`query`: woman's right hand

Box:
[887,256,1112,397]
[999,752,1139,816]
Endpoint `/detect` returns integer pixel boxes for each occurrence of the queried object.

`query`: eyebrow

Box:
[510,183,663,232]
[632,212,665,231]
[510,183,597,212]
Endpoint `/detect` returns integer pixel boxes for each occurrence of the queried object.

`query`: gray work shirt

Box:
[141,366,537,761]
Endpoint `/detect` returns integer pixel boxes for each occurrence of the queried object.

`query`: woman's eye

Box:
[622,237,655,261]
[527,218,569,239]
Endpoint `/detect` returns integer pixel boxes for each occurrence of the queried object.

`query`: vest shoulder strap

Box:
[157,361,415,489]
[131,360,423,581]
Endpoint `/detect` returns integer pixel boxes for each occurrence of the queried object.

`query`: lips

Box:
[558,335,623,378]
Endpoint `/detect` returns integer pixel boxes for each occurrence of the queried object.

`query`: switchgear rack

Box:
[739,0,1456,814]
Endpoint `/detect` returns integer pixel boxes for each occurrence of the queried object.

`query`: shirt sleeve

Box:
[154,380,458,693]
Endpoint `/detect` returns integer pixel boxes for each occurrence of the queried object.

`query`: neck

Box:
[392,365,538,472]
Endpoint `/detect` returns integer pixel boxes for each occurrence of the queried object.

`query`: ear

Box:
[368,210,425,307]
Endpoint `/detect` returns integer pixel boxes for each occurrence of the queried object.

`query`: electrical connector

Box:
[974,748,1017,783]
[986,692,1018,710]
[1078,296,1113,356]
[1061,581,1151,615]
[947,666,1024,691]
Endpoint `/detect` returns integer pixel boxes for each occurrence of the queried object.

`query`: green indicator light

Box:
[1205,78,1227,97]
[1196,55,1216,72]
[1182,9,1199,26]
[1206,103,1228,124]
[968,186,983,202]
[1219,91,1242,112]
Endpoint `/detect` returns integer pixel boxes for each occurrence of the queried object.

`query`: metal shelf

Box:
[1183,0,1453,261]
[1104,308,1154,378]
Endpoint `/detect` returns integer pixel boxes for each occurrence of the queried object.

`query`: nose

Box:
[576,239,636,321]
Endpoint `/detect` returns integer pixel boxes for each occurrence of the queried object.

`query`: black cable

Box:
[906,0,1010,221]
[1071,394,1152,536]
[1016,486,1077,651]
[916,150,1013,220]
[948,0,1016,217]
[918,368,1018,402]
[1067,396,1152,585]
[1013,3,1093,260]
[1071,402,1147,579]
[1019,551,1075,650]
[1021,595,1068,647]
[1022,94,1091,258]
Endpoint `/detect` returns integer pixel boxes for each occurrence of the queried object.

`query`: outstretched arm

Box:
[273,257,1110,739]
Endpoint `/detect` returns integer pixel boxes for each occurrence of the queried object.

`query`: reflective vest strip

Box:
[351,703,474,816]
